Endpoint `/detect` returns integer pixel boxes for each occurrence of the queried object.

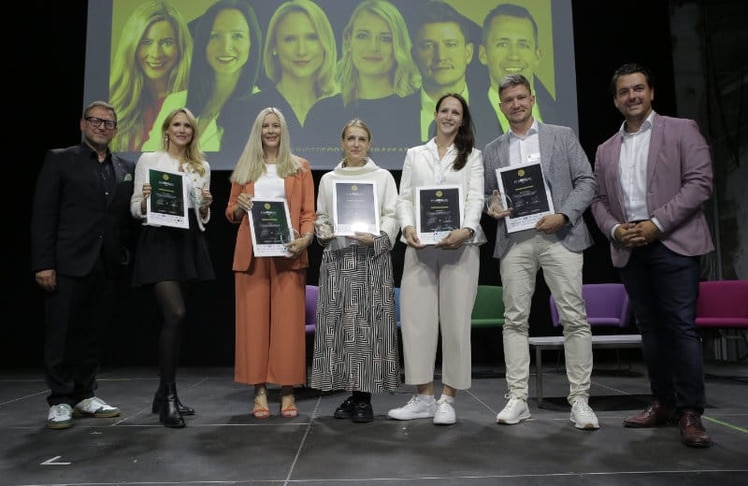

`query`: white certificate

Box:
[415,185,463,245]
[332,180,380,236]
[496,162,555,233]
[146,168,189,229]
[248,198,294,257]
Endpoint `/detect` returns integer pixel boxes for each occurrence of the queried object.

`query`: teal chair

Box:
[471,285,505,327]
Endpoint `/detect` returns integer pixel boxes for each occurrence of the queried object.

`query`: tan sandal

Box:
[280,394,297,418]
[253,395,270,419]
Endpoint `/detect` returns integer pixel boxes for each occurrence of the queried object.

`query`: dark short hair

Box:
[482,3,538,47]
[610,63,654,96]
[413,0,471,41]
[83,100,117,122]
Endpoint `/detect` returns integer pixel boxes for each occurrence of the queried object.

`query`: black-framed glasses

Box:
[85,116,117,130]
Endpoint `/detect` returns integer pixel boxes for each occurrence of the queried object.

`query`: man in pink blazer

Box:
[591,63,714,448]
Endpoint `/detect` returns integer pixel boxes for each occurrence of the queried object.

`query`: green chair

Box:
[471,285,505,327]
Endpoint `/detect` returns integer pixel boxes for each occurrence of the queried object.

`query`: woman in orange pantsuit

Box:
[225,107,315,418]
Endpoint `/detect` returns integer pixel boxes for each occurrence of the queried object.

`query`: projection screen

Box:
[84,0,577,170]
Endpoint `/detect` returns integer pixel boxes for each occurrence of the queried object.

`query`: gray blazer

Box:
[483,122,596,259]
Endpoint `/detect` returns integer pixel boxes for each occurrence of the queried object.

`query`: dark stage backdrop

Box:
[9,0,675,368]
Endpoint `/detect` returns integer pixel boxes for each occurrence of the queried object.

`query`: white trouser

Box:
[500,232,592,404]
[400,245,480,390]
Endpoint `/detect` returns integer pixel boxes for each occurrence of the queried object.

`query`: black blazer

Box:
[31,143,135,278]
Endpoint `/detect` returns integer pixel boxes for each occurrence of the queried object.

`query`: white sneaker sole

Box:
[496,411,531,425]
[570,416,600,430]
[387,411,435,420]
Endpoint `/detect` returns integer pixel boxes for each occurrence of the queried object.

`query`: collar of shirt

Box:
[619,110,655,139]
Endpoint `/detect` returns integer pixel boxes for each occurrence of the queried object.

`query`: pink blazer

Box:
[591,113,714,267]
[225,158,316,271]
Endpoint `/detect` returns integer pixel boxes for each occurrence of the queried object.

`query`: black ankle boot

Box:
[152,383,195,416]
[159,383,185,428]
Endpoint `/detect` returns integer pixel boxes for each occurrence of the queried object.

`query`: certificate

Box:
[496,161,555,233]
[332,180,380,236]
[146,168,189,229]
[248,198,294,257]
[415,185,463,245]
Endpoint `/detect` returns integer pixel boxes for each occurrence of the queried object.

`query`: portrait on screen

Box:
[86,0,577,170]
[108,0,193,152]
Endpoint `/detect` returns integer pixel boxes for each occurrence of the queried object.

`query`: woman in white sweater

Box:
[310,118,401,423]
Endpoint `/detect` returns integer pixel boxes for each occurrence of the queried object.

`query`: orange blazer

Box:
[225,158,316,272]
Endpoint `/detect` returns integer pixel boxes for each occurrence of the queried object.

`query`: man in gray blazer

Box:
[483,74,598,430]
[591,63,713,448]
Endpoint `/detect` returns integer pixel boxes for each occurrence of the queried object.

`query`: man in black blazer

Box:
[31,100,135,429]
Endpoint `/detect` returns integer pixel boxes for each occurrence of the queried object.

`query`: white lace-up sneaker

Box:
[387,394,437,420]
[496,397,531,425]
[433,397,456,425]
[73,397,120,418]
[570,399,600,430]
[47,403,73,430]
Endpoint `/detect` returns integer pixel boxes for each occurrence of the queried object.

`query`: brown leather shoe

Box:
[623,401,675,428]
[679,411,712,448]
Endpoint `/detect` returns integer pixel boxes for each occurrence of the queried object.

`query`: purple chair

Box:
[696,280,748,360]
[550,283,631,329]
[549,283,633,369]
[305,285,319,336]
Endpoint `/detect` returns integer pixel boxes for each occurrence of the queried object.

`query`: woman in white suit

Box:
[388,93,486,426]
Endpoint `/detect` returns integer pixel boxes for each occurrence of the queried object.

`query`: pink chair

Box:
[696,280,748,360]
[305,285,319,335]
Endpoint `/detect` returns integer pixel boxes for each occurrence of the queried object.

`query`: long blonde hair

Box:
[336,0,420,106]
[263,0,338,99]
[230,107,303,184]
[109,0,192,152]
[160,108,206,176]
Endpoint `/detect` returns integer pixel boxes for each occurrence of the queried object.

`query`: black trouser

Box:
[44,258,118,406]
[620,242,706,413]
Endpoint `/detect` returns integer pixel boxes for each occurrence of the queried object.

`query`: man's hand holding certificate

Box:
[494,161,555,233]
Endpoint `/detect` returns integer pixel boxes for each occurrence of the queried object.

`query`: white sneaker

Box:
[496,397,531,425]
[47,404,73,430]
[433,397,456,425]
[387,394,436,420]
[570,399,600,430]
[73,397,120,418]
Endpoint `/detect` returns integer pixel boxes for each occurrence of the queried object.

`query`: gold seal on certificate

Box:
[248,198,295,257]
[416,185,463,244]
[332,180,379,236]
[146,168,189,229]
[496,162,555,233]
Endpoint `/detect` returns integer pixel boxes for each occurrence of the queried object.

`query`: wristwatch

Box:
[464,227,475,238]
